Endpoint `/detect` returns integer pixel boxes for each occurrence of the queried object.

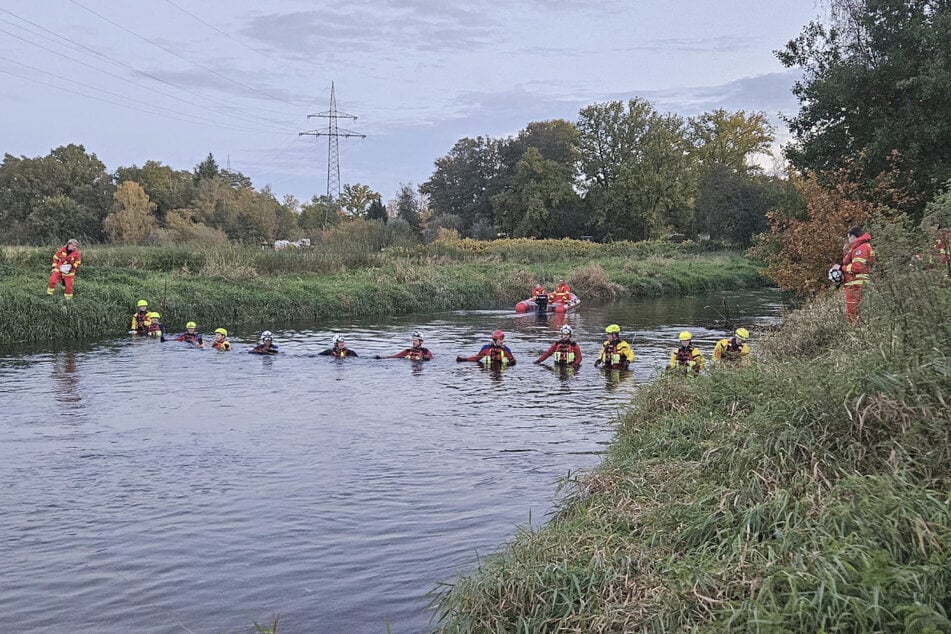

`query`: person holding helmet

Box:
[456,330,516,366]
[47,238,82,299]
[375,331,433,361]
[594,324,634,370]
[669,331,705,375]
[164,321,204,347]
[130,300,151,334]
[713,328,751,366]
[319,334,358,358]
[146,312,165,338]
[212,328,232,351]
[250,330,279,355]
[535,324,582,367]
[830,225,874,324]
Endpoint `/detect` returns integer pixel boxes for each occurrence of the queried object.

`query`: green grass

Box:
[0,242,764,344]
[433,251,951,631]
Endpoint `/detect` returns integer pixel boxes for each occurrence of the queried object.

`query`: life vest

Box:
[599,340,630,369]
[147,323,164,337]
[133,311,150,334]
[721,338,744,361]
[674,345,702,374]
[480,344,511,366]
[552,341,577,365]
[177,332,201,345]
[405,347,430,361]
[213,339,232,351]
[332,347,351,358]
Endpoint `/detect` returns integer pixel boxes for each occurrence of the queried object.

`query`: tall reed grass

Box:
[0,241,761,344]
[433,227,951,632]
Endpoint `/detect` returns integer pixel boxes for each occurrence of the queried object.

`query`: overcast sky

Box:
[0,0,822,204]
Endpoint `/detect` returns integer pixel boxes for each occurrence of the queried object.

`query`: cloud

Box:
[240,5,500,59]
[613,71,803,118]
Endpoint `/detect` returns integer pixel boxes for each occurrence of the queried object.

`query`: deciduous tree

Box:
[778,0,951,216]
[104,181,158,244]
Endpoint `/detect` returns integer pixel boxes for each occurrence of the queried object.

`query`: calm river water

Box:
[0,289,783,633]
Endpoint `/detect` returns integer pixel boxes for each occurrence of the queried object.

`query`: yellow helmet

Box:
[147,312,161,320]
[735,327,749,340]
[136,299,148,308]
[679,331,693,341]
[605,324,621,334]
[186,321,197,329]
[214,328,228,336]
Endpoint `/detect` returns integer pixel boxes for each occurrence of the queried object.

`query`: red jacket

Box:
[52,245,82,275]
[536,340,582,366]
[842,233,874,287]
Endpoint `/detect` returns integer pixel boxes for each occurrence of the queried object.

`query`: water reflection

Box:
[0,289,784,633]
[51,350,82,408]
[601,368,633,392]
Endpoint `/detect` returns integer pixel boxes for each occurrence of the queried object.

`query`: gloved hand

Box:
[593,360,601,367]
[373,355,381,359]
[455,355,465,362]
[533,360,541,364]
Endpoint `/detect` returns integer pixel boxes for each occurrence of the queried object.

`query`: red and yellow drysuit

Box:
[842,232,874,324]
[550,282,572,304]
[47,244,82,298]
[459,344,517,366]
[385,346,433,361]
[536,339,582,367]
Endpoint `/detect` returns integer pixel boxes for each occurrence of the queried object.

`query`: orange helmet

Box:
[492,330,504,340]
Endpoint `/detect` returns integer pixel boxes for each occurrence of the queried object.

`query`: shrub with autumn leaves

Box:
[749,173,880,296]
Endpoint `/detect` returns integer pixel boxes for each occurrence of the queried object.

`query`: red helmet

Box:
[492,329,504,340]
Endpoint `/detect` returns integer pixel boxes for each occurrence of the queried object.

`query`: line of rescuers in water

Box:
[130,299,751,370]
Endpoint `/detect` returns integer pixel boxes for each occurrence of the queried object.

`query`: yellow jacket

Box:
[669,345,705,374]
[597,339,635,368]
[713,338,750,365]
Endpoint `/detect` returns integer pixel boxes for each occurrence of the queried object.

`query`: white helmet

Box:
[560,325,572,336]
[332,334,342,345]
[260,330,273,341]
[828,267,844,284]
[412,331,423,340]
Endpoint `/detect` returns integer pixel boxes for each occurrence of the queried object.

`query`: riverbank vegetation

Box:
[0,235,763,345]
[434,218,951,633]
[434,1,951,629]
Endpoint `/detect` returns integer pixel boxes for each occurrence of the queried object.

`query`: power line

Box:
[0,56,279,135]
[0,14,293,133]
[159,0,288,68]
[68,0,297,108]
[0,67,275,136]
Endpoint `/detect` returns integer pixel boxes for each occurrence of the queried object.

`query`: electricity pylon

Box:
[299,82,366,201]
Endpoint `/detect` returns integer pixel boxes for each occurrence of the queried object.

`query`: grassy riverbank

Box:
[0,239,764,344]
[434,251,951,630]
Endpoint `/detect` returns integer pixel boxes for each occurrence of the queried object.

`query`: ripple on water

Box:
[0,291,784,632]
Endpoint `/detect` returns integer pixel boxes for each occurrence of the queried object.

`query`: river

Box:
[0,289,783,633]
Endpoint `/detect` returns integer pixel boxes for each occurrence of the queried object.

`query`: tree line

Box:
[1,0,947,262]
[0,103,783,248]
